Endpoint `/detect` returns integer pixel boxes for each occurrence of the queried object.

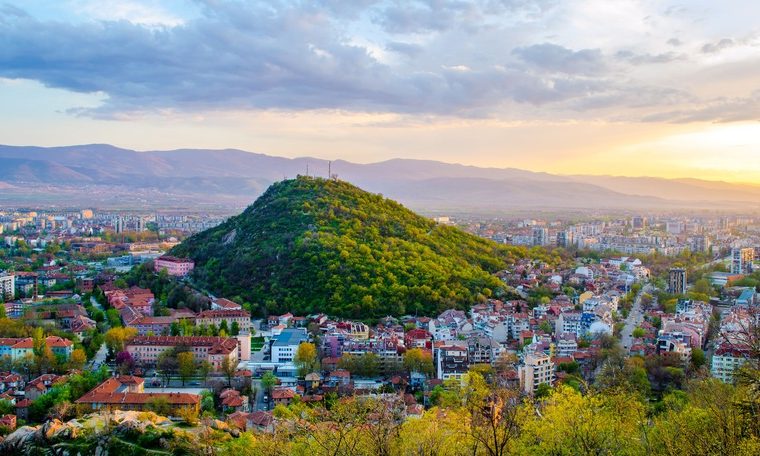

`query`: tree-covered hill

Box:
[171,176,530,318]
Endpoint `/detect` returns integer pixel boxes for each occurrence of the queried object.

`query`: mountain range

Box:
[1,144,759,212]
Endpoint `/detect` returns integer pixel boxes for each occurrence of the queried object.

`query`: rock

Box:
[0,425,40,452]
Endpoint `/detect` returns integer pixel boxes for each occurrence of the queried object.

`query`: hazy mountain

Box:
[1,144,758,211]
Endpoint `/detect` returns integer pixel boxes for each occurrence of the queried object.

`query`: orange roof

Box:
[271,388,296,400]
[46,336,73,348]
[76,377,199,406]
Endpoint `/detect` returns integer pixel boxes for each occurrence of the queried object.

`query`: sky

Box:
[1,0,759,183]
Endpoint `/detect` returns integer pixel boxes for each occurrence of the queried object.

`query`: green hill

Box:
[171,177,529,319]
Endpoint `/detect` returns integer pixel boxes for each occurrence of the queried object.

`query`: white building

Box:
[0,272,14,301]
[270,328,309,364]
[711,346,749,384]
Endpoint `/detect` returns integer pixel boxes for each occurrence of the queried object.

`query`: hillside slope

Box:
[172,177,534,318]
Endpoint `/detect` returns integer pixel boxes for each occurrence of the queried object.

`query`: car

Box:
[190,381,201,386]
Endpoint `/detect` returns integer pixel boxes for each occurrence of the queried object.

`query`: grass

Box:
[251,336,265,351]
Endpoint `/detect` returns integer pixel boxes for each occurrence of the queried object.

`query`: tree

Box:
[177,406,199,425]
[198,360,212,386]
[261,371,277,393]
[177,352,195,386]
[403,348,434,377]
[632,327,646,339]
[115,351,135,374]
[147,396,171,416]
[68,348,87,371]
[221,356,236,386]
[104,327,137,357]
[520,386,647,455]
[230,321,240,336]
[293,342,320,378]
[157,350,178,387]
[105,308,122,327]
[691,347,707,370]
[467,384,525,456]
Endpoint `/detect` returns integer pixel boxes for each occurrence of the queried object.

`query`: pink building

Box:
[154,256,195,277]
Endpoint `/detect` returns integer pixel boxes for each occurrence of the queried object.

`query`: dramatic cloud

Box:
[0,0,758,124]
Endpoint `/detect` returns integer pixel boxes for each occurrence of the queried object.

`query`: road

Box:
[90,295,104,311]
[621,284,654,352]
[87,340,108,370]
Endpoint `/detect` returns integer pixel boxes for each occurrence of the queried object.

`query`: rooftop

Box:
[271,328,309,347]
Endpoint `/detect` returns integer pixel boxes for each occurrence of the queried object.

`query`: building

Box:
[270,387,297,406]
[45,336,73,359]
[632,216,647,230]
[154,256,195,277]
[270,329,309,364]
[76,376,200,415]
[556,230,574,248]
[711,346,749,383]
[0,272,14,301]
[0,337,74,362]
[690,235,710,253]
[519,349,555,395]
[211,298,243,311]
[196,309,251,334]
[532,227,549,247]
[668,268,687,295]
[435,344,468,381]
[731,248,754,275]
[126,336,239,370]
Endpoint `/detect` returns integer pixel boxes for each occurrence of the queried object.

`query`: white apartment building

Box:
[0,272,14,301]
[711,347,749,384]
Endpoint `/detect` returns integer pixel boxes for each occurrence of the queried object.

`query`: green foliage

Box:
[172,177,528,318]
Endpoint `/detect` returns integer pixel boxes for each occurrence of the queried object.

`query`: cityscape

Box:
[1,1,759,455]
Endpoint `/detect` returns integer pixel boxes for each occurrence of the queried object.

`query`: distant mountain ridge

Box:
[1,144,759,211]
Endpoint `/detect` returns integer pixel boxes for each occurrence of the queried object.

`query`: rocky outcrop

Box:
[0,411,175,455]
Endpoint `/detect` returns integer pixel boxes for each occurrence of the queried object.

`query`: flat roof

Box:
[272,329,309,346]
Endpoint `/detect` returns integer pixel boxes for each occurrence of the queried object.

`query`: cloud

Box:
[512,43,604,75]
[0,0,757,124]
[615,50,686,65]
[385,41,424,57]
[642,90,760,123]
[701,38,734,54]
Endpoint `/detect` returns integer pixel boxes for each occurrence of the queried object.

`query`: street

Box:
[621,284,654,352]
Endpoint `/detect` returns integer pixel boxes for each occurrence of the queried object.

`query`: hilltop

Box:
[171,177,533,318]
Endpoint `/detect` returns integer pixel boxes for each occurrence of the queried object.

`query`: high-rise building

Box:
[668,268,687,295]
[690,235,710,253]
[666,221,683,234]
[532,227,549,246]
[731,248,754,275]
[556,230,574,248]
[115,217,124,234]
[632,216,647,230]
[0,272,15,302]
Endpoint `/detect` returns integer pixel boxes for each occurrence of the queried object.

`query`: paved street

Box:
[621,284,654,352]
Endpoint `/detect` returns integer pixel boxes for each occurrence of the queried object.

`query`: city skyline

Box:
[1,1,759,183]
